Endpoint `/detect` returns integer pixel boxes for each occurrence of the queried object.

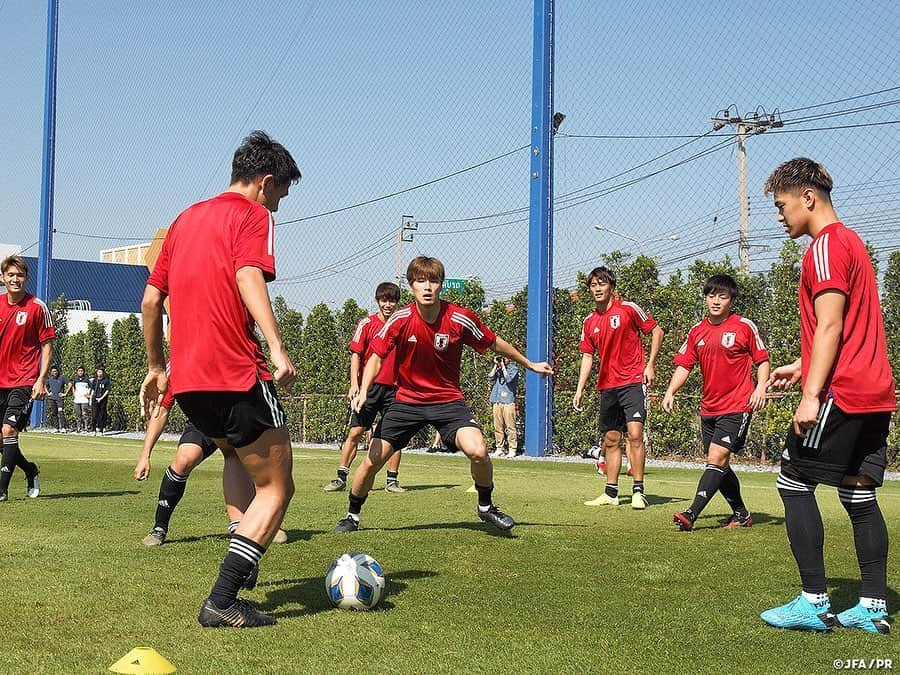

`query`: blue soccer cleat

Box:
[760,595,835,632]
[835,603,891,635]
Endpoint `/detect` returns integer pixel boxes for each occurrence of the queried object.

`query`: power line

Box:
[779,85,900,114]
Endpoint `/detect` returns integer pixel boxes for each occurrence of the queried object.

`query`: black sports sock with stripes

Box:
[839,487,889,601]
[718,466,748,516]
[688,464,727,517]
[348,492,367,519]
[154,467,188,532]
[778,479,827,594]
[475,483,494,509]
[0,437,21,493]
[209,535,265,609]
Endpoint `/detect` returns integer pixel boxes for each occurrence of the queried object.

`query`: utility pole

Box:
[395,215,416,287]
[710,106,782,274]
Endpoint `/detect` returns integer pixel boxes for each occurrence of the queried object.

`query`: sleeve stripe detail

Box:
[813,232,831,283]
[33,298,53,328]
[267,211,275,257]
[621,301,648,321]
[739,317,767,352]
[376,307,411,339]
[451,312,484,339]
[352,317,371,344]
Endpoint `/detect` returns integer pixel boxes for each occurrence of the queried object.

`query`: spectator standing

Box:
[45,365,70,432]
[89,366,111,434]
[488,356,519,457]
[72,367,91,432]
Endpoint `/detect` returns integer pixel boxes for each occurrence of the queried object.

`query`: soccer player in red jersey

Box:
[760,158,895,635]
[333,256,553,533]
[323,282,405,493]
[574,267,664,510]
[662,274,770,530]
[0,256,55,501]
[141,131,300,628]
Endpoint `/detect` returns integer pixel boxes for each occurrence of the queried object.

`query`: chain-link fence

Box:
[2,2,898,460]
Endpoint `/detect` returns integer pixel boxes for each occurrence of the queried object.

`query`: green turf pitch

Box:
[1,433,896,674]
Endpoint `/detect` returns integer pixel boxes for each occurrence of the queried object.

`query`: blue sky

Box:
[2,1,898,313]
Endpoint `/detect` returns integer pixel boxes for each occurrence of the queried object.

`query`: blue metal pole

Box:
[524,0,554,456]
[32,0,59,429]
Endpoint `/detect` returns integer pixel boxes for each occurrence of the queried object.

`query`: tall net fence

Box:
[1,2,897,458]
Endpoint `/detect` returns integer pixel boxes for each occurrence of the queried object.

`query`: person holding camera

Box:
[488,355,519,458]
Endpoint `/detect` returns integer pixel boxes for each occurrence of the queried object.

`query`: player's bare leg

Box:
[325,425,366,491]
[142,443,204,546]
[335,438,396,531]
[455,426,514,531]
[585,430,624,506]
[625,421,648,509]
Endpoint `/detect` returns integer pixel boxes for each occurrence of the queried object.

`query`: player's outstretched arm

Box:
[235,266,296,391]
[141,284,169,419]
[490,337,553,377]
[573,353,594,411]
[662,365,691,413]
[749,361,771,411]
[353,354,383,413]
[134,405,170,481]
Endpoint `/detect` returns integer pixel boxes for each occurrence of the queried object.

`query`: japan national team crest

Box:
[609,315,620,329]
[15,311,27,326]
[434,333,450,351]
[721,332,736,348]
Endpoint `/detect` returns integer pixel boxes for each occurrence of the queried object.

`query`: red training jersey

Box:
[147,192,276,394]
[0,293,56,388]
[579,299,657,390]
[799,222,895,413]
[349,313,398,387]
[673,313,769,416]
[371,300,496,403]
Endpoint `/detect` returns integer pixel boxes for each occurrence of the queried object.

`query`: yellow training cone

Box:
[109,647,176,674]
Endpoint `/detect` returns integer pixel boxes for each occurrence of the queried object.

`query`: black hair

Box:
[375,282,401,302]
[703,274,739,298]
[587,266,616,288]
[231,131,301,186]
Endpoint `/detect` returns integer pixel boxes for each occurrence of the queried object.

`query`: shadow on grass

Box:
[166,529,326,546]
[692,511,784,529]
[257,568,438,617]
[38,490,140,500]
[828,579,899,619]
[382,483,460,492]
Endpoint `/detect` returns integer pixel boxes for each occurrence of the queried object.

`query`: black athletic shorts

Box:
[180,421,219,460]
[349,383,396,430]
[780,398,890,488]
[176,379,285,449]
[701,412,751,453]
[0,386,33,432]
[598,383,647,433]
[374,400,482,451]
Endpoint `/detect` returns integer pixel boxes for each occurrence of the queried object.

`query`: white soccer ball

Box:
[325,552,385,610]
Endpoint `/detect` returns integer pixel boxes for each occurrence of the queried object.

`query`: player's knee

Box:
[1,424,17,438]
[838,484,877,516]
[171,454,200,475]
[707,447,729,466]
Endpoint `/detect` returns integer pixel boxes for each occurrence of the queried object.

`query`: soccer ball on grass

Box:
[325,552,385,610]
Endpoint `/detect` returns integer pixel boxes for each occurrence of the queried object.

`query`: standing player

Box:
[141,131,300,628]
[760,158,894,635]
[0,256,54,501]
[324,282,405,493]
[135,381,287,548]
[334,256,553,533]
[662,274,770,530]
[574,266,663,509]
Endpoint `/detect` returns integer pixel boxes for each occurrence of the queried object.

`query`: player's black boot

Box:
[198,597,275,628]
[334,516,360,533]
[478,505,515,531]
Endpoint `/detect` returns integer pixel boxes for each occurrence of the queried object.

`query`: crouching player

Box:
[334,256,553,533]
[662,274,769,530]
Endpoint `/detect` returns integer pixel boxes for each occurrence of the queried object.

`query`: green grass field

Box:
[1,433,897,674]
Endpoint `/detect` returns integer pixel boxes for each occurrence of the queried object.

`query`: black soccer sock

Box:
[718,466,748,515]
[15,450,37,477]
[228,520,240,535]
[777,475,826,594]
[632,480,644,494]
[386,470,399,485]
[154,467,188,532]
[348,492,367,519]
[337,466,349,481]
[209,534,265,609]
[605,483,619,499]
[839,487,888,601]
[688,464,727,517]
[0,437,21,493]
[475,483,494,509]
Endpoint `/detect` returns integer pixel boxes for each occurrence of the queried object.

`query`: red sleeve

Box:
[161,389,175,410]
[623,301,657,334]
[233,205,276,282]
[371,314,402,359]
[672,327,697,370]
[35,300,56,343]
[349,317,370,355]
[147,227,172,294]
[740,318,770,365]
[809,230,850,298]
[457,308,496,353]
[578,315,595,354]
